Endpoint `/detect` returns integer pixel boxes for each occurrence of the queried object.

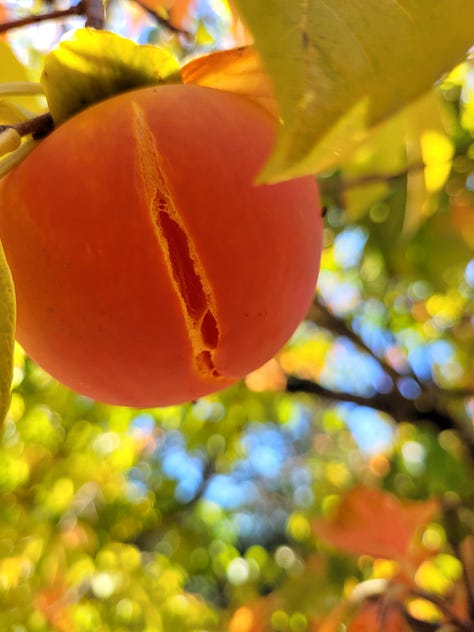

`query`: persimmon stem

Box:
[0,3,86,34]
[0,113,54,140]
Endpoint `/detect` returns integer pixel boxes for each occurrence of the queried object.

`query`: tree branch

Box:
[286,375,474,451]
[443,498,474,622]
[131,0,192,37]
[308,298,404,388]
[309,297,474,406]
[83,0,105,29]
[0,2,86,34]
[410,589,474,631]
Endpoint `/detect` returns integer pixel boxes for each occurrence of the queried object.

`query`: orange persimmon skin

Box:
[0,84,322,407]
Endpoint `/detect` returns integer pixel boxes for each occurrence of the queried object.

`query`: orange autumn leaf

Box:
[452,197,474,249]
[34,581,73,632]
[348,599,410,632]
[168,0,196,29]
[308,603,348,632]
[245,359,286,392]
[0,2,7,39]
[226,0,253,46]
[134,0,195,29]
[227,596,276,632]
[312,486,439,562]
[182,46,278,119]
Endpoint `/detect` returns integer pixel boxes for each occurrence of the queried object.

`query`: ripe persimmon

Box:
[0,84,322,406]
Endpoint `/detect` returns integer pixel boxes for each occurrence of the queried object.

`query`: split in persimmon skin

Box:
[0,83,323,407]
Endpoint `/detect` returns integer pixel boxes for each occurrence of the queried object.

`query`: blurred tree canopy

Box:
[0,1,474,631]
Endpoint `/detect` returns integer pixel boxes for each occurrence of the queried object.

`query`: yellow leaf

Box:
[42,29,181,124]
[182,46,278,119]
[0,239,15,426]
[0,41,43,113]
[232,1,474,182]
[0,100,31,126]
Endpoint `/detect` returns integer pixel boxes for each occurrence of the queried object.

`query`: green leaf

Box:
[41,28,181,124]
[0,240,15,426]
[233,1,474,182]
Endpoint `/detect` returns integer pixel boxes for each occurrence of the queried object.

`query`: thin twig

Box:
[131,0,192,38]
[411,588,474,632]
[309,297,474,408]
[309,297,405,388]
[443,499,474,622]
[285,375,474,453]
[83,0,106,29]
[0,2,86,34]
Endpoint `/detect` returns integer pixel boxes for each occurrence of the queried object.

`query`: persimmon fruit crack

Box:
[0,84,322,407]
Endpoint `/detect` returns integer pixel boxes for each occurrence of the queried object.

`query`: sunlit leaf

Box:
[41,28,181,124]
[402,91,454,237]
[182,46,277,119]
[312,486,439,561]
[0,41,42,113]
[245,359,286,392]
[342,89,454,229]
[137,0,196,27]
[0,239,15,426]
[232,1,474,182]
[0,100,31,125]
[169,0,197,28]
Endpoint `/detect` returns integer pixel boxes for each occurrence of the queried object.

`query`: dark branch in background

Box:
[286,376,455,430]
[443,498,474,622]
[83,0,105,29]
[0,113,54,140]
[308,298,408,389]
[0,2,85,33]
[287,374,474,454]
[133,457,216,552]
[304,297,474,444]
[131,0,192,38]
[411,589,474,631]
[0,0,105,34]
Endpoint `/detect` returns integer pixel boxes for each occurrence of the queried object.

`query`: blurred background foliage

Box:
[0,1,474,630]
